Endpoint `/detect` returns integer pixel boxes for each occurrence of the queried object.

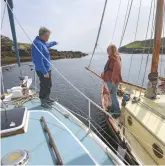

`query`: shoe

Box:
[40,99,52,109]
[45,97,55,103]
[41,102,52,109]
[111,113,120,119]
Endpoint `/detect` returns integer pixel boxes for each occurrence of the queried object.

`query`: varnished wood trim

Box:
[40,116,63,165]
[85,67,146,90]
[1,127,25,137]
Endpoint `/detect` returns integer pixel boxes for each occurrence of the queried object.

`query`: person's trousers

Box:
[106,81,120,114]
[36,71,52,99]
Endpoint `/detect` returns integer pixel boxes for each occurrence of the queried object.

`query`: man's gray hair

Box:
[39,27,51,36]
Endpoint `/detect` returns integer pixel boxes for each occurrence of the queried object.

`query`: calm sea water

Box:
[2,53,165,122]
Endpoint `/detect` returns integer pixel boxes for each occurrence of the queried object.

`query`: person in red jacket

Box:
[101,44,123,118]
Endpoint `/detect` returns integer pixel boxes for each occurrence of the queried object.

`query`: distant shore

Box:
[1,35,88,65]
[118,37,165,54]
[1,52,88,66]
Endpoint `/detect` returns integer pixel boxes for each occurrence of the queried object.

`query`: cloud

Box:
[1,0,163,52]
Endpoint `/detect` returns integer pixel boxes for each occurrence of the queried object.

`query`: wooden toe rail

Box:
[40,116,63,165]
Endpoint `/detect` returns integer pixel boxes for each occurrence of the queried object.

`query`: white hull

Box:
[119,83,165,165]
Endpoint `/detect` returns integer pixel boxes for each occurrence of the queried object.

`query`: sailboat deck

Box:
[119,82,165,146]
[125,94,165,145]
[1,99,119,165]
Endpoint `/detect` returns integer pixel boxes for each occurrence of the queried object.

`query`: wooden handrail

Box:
[40,116,63,165]
[85,67,146,90]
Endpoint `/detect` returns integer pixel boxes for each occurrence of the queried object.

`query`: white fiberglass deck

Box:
[1,99,123,165]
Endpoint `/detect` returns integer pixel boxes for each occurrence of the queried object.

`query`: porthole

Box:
[127,116,133,126]
[152,143,163,158]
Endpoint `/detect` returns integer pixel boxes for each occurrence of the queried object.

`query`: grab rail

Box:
[40,116,63,165]
[85,67,146,90]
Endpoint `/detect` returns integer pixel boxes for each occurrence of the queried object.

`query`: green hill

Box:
[119,37,165,54]
[1,35,87,65]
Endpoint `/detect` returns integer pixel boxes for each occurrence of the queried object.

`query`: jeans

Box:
[36,71,52,99]
[106,81,120,114]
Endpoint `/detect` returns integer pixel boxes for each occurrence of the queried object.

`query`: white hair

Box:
[39,27,51,36]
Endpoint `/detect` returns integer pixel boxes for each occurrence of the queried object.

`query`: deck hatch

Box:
[1,107,28,137]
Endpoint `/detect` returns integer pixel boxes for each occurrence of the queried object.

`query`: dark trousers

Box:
[36,71,52,99]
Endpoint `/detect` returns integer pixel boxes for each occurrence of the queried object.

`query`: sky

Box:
[1,0,164,52]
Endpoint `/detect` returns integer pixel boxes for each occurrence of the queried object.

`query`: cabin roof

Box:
[1,99,117,165]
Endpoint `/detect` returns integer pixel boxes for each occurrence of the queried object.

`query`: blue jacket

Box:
[31,36,57,75]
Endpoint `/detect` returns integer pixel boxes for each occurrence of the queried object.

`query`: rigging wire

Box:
[57,93,163,160]
[139,0,156,97]
[55,98,131,165]
[135,0,154,95]
[5,0,165,158]
[51,104,130,165]
[88,0,108,68]
[97,0,122,54]
[110,0,122,43]
[1,2,7,29]
[126,0,142,83]
[1,2,7,94]
[119,0,134,47]
[90,123,130,165]
[90,118,154,165]
[118,0,130,47]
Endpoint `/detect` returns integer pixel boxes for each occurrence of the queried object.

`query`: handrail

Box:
[85,67,146,90]
[40,116,63,165]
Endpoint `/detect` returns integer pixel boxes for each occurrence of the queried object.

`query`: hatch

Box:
[1,107,28,137]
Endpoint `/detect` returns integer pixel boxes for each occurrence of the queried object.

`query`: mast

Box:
[145,0,164,99]
[151,0,164,73]
[5,0,21,67]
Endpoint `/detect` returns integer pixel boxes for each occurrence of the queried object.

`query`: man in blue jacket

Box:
[31,27,58,108]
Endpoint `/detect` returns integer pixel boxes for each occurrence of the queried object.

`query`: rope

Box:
[12,93,38,107]
[119,0,134,47]
[6,0,165,158]
[88,0,108,68]
[136,0,154,90]
[126,0,142,83]
[139,0,156,97]
[1,2,7,29]
[111,0,122,43]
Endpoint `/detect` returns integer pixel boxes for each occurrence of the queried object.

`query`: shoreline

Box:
[1,55,87,66]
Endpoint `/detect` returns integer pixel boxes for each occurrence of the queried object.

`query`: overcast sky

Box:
[1,0,164,52]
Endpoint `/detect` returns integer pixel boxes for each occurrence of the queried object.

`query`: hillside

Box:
[1,35,88,65]
[118,37,165,54]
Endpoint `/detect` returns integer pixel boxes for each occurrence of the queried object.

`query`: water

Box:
[2,53,165,123]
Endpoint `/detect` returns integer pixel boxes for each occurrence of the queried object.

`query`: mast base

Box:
[145,72,158,99]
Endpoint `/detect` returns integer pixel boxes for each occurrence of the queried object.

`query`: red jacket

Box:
[102,55,123,84]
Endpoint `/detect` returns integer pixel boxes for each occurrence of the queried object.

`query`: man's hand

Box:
[44,73,49,78]
[56,42,59,45]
